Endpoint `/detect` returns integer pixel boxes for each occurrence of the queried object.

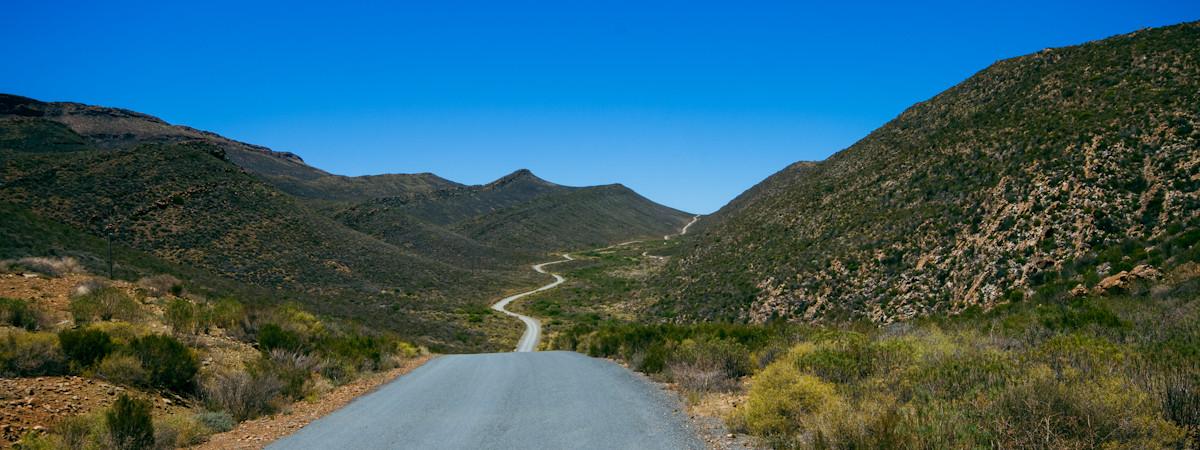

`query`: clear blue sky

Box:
[2,1,1197,213]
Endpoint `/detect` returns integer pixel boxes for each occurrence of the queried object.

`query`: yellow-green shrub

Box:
[994,365,1187,448]
[69,288,141,324]
[0,328,65,376]
[153,413,213,448]
[85,321,149,346]
[738,361,844,438]
[94,353,147,386]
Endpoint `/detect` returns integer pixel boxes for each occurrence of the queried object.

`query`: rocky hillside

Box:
[660,21,1200,323]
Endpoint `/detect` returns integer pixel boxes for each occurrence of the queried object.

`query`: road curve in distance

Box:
[490,254,573,352]
[666,215,700,240]
[267,351,705,450]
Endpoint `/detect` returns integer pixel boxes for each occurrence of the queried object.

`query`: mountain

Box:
[0,94,691,350]
[659,21,1200,323]
[0,94,457,203]
[337,169,694,258]
[0,139,465,295]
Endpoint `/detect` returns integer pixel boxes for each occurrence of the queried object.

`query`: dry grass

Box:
[0,257,84,277]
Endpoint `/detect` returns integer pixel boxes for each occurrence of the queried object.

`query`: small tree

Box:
[128,335,198,393]
[106,394,154,450]
[58,328,114,370]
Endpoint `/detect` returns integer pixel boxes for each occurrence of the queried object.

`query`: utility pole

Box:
[107,232,113,279]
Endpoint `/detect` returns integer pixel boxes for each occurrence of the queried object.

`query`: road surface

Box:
[666,215,700,240]
[270,222,706,449]
[267,351,704,449]
[490,254,573,352]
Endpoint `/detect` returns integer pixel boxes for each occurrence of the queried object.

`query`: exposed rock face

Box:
[1093,264,1163,294]
[659,22,1200,324]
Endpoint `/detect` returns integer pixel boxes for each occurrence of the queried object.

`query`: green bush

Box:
[70,287,141,324]
[58,328,114,369]
[164,298,201,335]
[127,335,198,393]
[95,353,148,386]
[106,394,154,450]
[13,430,65,450]
[53,411,106,450]
[0,297,40,330]
[194,411,235,433]
[257,323,303,352]
[0,328,65,376]
[667,338,752,392]
[786,331,875,383]
[208,298,245,332]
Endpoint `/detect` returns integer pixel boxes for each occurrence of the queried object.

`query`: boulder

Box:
[1092,264,1162,295]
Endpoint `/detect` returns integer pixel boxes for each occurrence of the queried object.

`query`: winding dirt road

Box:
[490,254,573,352]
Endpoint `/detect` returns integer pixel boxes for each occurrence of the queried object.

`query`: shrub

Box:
[994,366,1187,448]
[137,275,182,298]
[58,328,114,369]
[0,328,66,376]
[262,349,325,399]
[164,298,200,335]
[194,411,235,433]
[785,332,876,383]
[208,298,245,332]
[1159,372,1200,444]
[738,361,844,438]
[71,278,107,297]
[906,348,1013,400]
[153,413,212,448]
[87,321,147,346]
[13,430,65,450]
[95,353,148,386]
[127,335,198,392]
[257,323,303,352]
[70,287,141,324]
[667,338,752,392]
[0,297,41,330]
[200,369,283,421]
[53,412,106,450]
[106,395,154,450]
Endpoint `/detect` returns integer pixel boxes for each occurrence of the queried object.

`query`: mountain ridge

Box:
[660,20,1200,324]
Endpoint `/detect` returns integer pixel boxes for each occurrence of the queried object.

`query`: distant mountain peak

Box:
[485,169,557,190]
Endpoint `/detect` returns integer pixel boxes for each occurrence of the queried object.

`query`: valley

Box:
[0,17,1198,450]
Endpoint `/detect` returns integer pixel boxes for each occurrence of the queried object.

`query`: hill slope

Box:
[338,170,694,259]
[0,94,692,350]
[0,94,456,203]
[0,140,464,295]
[661,21,1200,323]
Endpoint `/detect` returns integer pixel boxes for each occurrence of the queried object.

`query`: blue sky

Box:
[2,1,1197,213]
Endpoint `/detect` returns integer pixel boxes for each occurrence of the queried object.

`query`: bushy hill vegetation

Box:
[0,264,424,448]
[0,140,465,295]
[662,21,1200,323]
[339,170,694,260]
[534,231,1200,448]
[0,94,690,352]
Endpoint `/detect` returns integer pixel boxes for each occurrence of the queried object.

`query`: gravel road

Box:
[267,351,704,449]
[490,255,573,352]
